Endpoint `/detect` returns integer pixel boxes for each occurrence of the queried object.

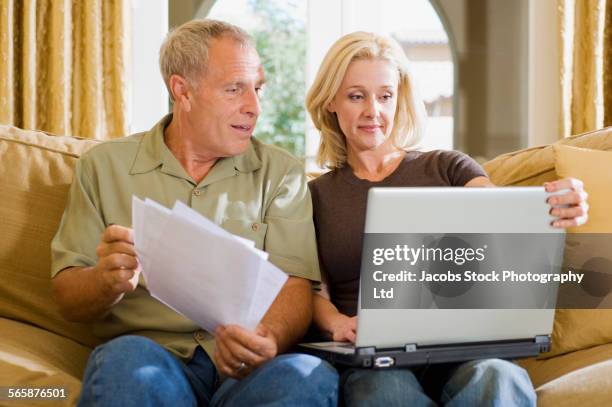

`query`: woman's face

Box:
[328,58,399,153]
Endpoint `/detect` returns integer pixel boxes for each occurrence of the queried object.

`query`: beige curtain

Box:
[605,0,612,127]
[0,0,129,139]
[559,0,612,137]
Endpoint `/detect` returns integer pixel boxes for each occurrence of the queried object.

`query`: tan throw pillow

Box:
[543,145,612,358]
[483,127,612,186]
[0,125,100,348]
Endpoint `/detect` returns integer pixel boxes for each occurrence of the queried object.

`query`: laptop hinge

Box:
[355,346,376,356]
[534,335,551,353]
[404,344,417,352]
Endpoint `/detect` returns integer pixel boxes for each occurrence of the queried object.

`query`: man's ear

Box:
[169,75,192,112]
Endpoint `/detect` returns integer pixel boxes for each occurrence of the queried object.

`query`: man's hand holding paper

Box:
[214,323,278,379]
[131,196,289,336]
[94,225,141,299]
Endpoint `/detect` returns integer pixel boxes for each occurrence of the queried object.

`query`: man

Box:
[51,19,338,406]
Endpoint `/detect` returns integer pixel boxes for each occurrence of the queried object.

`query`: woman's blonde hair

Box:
[306,32,426,169]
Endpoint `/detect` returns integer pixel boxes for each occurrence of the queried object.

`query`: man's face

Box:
[184,37,265,158]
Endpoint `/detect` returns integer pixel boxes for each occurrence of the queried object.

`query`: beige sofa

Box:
[1,124,611,406]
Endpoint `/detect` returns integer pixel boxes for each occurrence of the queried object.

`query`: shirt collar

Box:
[130,114,262,184]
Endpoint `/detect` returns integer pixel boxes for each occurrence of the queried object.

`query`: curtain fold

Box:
[0,1,15,126]
[604,0,612,127]
[0,0,128,139]
[559,0,611,137]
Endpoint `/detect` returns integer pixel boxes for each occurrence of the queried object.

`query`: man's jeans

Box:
[78,335,338,406]
[341,359,536,407]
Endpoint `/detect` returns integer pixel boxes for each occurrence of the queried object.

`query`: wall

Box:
[169,0,215,28]
[435,0,530,160]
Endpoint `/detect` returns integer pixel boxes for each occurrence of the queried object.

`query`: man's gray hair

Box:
[159,19,254,97]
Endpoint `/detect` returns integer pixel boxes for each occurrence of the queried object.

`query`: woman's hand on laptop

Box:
[544,178,589,228]
[327,314,357,343]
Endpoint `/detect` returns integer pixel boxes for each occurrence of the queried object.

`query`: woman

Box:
[306,32,588,406]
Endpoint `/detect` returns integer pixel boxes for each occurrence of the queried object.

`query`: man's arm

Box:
[214,277,312,379]
[53,266,116,322]
[214,159,320,379]
[52,225,140,322]
[260,276,312,352]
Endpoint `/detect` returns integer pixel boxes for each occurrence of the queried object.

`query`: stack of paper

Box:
[131,196,288,333]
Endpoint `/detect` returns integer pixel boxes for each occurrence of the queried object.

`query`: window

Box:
[129,0,168,134]
[305,0,454,170]
[208,0,307,157]
[171,0,454,170]
[141,2,556,166]
[384,1,454,152]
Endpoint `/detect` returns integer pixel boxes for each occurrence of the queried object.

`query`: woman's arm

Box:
[465,176,494,187]
[464,176,588,228]
[313,270,357,343]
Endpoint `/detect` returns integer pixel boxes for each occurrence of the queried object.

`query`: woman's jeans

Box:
[341,358,536,407]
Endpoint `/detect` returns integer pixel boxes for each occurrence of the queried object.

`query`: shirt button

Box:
[251,223,259,231]
[193,189,201,196]
[194,331,205,340]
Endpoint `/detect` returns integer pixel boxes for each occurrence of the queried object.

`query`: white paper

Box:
[131,196,288,333]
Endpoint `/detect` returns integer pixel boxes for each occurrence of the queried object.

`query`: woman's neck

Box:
[346,145,406,182]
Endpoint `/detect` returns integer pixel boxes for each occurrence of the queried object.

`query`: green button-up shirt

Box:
[51,115,321,361]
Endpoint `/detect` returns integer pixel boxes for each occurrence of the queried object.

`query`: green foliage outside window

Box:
[248,0,306,157]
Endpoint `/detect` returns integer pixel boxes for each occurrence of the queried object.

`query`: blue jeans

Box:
[78,335,338,406]
[341,359,536,407]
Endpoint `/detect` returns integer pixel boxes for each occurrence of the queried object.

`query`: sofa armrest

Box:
[0,318,93,406]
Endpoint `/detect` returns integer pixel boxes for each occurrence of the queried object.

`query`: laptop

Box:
[299,187,566,369]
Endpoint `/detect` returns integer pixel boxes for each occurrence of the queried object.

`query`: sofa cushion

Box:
[518,343,612,405]
[0,125,100,348]
[535,360,612,407]
[0,318,91,405]
[539,145,612,358]
[554,145,612,233]
[483,127,612,186]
